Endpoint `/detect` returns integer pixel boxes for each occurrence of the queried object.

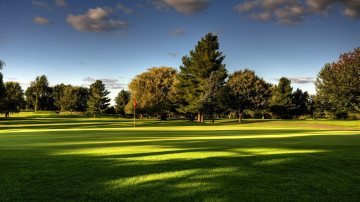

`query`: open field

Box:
[1,112,360,201]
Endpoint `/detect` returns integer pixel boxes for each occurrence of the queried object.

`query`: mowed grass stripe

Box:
[1,112,360,201]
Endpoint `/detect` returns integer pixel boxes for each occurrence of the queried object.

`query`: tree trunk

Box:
[140,114,143,119]
[262,114,265,119]
[211,115,214,123]
[161,113,167,121]
[5,112,9,118]
[35,94,38,112]
[94,113,96,118]
[201,114,204,123]
[198,113,201,122]
[228,112,232,119]
[239,110,242,123]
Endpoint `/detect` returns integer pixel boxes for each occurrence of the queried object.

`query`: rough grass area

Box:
[1,112,360,201]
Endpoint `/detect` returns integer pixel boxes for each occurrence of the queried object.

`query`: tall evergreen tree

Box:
[115,89,130,116]
[269,77,296,119]
[176,33,227,122]
[87,80,110,118]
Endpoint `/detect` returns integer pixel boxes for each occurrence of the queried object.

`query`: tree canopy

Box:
[126,66,177,120]
[176,33,227,121]
[87,80,110,118]
[115,89,130,116]
[316,47,360,118]
[1,82,24,117]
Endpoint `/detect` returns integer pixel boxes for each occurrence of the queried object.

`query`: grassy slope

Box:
[1,112,360,201]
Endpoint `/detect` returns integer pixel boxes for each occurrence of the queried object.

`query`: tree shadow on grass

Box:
[1,128,360,201]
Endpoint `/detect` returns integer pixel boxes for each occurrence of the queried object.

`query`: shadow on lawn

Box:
[1,128,360,201]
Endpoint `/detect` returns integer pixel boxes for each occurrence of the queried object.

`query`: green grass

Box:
[1,112,360,201]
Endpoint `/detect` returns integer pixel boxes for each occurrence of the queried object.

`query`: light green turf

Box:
[1,112,360,201]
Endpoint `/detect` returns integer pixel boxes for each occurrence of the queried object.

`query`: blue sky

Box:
[1,0,360,104]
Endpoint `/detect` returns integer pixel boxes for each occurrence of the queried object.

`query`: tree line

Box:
[0,33,359,120]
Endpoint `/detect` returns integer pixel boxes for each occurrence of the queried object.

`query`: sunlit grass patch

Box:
[1,112,360,201]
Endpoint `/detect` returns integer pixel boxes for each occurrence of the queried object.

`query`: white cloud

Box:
[55,0,68,7]
[170,28,185,35]
[234,0,360,25]
[33,17,54,25]
[83,77,126,89]
[151,0,214,15]
[66,7,132,33]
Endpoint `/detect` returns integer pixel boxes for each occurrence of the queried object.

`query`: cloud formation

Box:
[83,77,126,89]
[168,52,181,57]
[66,7,132,33]
[32,1,52,10]
[151,0,214,15]
[116,3,133,14]
[274,77,316,83]
[170,28,185,35]
[33,17,54,25]
[234,0,360,25]
[55,0,69,7]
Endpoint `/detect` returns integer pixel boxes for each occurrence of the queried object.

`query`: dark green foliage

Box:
[200,72,221,123]
[253,78,273,119]
[176,33,227,120]
[221,69,270,123]
[269,77,296,119]
[53,84,89,112]
[61,85,78,113]
[26,75,51,111]
[292,88,309,118]
[316,47,360,118]
[105,106,116,115]
[0,60,4,70]
[1,82,24,117]
[53,83,67,110]
[74,86,89,112]
[0,61,6,110]
[87,80,110,118]
[115,89,130,115]
[0,73,6,112]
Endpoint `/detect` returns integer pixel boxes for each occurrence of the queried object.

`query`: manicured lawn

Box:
[1,112,360,201]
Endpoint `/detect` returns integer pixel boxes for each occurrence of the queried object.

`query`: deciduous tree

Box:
[222,69,264,123]
[115,89,130,116]
[27,75,50,111]
[315,47,360,118]
[2,82,24,117]
[126,67,177,120]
